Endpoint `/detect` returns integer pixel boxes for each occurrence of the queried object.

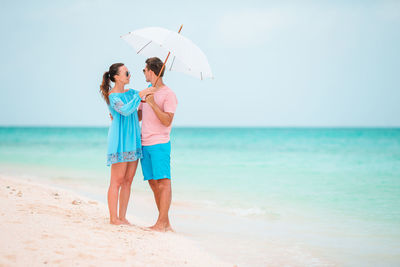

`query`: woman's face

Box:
[115,65,131,85]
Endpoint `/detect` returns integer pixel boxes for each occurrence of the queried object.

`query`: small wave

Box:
[231,207,267,216]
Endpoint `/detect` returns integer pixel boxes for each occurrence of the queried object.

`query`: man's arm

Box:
[145,95,174,127]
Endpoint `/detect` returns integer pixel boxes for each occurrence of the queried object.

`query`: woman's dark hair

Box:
[145,57,165,77]
[100,63,124,104]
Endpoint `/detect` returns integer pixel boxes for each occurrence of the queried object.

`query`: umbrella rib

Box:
[169,56,176,71]
[136,40,152,54]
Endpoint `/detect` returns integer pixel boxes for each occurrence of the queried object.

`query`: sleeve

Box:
[164,91,178,113]
[109,92,141,116]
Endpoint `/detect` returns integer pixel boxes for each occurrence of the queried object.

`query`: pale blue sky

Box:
[1,0,399,126]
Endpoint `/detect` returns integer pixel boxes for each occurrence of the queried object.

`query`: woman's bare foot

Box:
[110,218,124,225]
[119,218,132,225]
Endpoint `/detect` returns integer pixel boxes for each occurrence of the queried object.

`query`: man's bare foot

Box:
[148,222,174,232]
[110,218,124,225]
[119,218,132,225]
[148,224,166,232]
[137,226,151,231]
[165,225,175,232]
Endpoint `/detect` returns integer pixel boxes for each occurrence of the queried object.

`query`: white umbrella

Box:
[121,25,213,82]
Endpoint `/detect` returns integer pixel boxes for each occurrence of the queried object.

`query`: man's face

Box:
[143,66,152,83]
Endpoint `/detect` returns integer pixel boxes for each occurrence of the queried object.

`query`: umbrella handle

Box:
[153,25,183,87]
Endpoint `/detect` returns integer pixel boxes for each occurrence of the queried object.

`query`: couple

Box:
[99,57,177,232]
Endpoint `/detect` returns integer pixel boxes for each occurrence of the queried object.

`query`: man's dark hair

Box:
[145,57,165,77]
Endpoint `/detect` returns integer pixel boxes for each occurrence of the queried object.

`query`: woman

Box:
[100,63,153,225]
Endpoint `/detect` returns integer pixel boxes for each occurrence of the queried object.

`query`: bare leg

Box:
[118,160,138,224]
[148,179,161,211]
[108,162,127,225]
[150,178,173,232]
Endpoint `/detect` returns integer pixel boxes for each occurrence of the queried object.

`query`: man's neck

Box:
[152,78,165,88]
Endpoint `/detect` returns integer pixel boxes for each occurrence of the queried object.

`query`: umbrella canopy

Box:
[121,26,213,80]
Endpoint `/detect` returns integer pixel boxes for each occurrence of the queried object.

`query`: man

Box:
[138,57,178,232]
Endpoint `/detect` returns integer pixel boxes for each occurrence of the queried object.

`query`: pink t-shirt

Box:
[139,85,178,146]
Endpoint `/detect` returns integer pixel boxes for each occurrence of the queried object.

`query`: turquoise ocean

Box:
[1,127,399,266]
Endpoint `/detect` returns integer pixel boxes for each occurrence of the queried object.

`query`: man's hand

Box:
[109,113,113,121]
[145,94,155,106]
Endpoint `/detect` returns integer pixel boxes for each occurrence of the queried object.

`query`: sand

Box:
[0,175,232,267]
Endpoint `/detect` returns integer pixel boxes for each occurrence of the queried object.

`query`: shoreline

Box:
[0,173,339,267]
[0,175,231,266]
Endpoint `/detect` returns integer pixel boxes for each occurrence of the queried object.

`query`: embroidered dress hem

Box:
[107,149,143,166]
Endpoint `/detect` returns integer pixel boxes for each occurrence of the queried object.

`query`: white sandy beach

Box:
[0,175,232,267]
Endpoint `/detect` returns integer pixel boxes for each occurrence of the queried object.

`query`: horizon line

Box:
[1,125,399,129]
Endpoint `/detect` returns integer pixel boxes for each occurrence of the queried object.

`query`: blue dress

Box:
[107,89,142,166]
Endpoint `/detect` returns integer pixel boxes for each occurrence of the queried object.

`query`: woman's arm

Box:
[110,92,142,116]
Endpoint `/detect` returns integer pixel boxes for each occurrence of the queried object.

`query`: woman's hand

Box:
[139,87,153,98]
[148,86,158,94]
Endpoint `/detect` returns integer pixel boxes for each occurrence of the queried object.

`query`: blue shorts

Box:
[140,142,171,181]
